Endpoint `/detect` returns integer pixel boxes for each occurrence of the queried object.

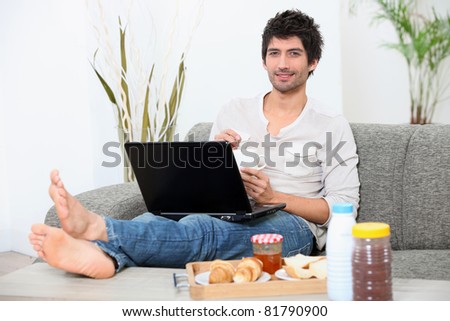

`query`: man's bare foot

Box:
[29,224,115,279]
[49,170,107,241]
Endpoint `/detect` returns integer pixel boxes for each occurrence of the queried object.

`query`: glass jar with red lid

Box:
[251,233,283,274]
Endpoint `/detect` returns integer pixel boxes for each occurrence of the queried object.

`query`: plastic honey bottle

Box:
[326,203,356,300]
[352,222,393,300]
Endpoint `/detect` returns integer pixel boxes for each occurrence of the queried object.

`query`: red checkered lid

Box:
[251,233,283,244]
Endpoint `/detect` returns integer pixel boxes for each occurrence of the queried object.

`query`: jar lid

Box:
[352,222,390,238]
[251,233,283,244]
[332,203,353,214]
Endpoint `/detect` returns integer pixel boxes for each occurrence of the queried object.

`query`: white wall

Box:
[0,0,96,255]
[0,87,11,252]
[341,0,450,124]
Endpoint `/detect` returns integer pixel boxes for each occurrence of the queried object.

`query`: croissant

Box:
[233,257,263,283]
[208,260,235,284]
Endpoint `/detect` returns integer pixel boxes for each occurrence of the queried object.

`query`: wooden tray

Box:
[184,260,326,300]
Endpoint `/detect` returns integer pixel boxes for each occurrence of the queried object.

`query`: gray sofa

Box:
[45,123,450,280]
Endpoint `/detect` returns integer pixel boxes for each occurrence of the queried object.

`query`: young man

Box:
[29,9,359,279]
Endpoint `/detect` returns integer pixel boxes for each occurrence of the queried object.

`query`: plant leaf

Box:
[119,17,132,125]
[141,64,155,142]
[90,62,117,106]
[165,54,186,140]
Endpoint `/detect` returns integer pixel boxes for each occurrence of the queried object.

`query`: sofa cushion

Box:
[392,249,450,280]
[350,124,418,250]
[401,125,450,250]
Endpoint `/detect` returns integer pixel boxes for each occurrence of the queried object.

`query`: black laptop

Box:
[124,141,286,222]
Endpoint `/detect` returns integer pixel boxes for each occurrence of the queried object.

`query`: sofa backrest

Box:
[350,123,414,250]
[400,125,450,250]
[186,122,450,251]
[351,124,450,250]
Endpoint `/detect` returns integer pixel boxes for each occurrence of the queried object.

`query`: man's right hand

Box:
[214,129,241,149]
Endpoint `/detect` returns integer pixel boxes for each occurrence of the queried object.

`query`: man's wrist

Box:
[271,191,290,205]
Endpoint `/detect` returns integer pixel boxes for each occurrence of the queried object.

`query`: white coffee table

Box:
[0,263,449,301]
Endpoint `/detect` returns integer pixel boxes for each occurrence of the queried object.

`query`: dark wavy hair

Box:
[262,9,324,74]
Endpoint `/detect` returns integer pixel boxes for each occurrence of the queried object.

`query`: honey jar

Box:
[352,222,393,301]
[251,233,283,274]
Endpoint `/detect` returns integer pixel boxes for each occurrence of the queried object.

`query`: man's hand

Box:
[241,167,330,224]
[214,129,241,149]
[240,167,276,204]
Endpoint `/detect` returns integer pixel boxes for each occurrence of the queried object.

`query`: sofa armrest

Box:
[44,182,147,227]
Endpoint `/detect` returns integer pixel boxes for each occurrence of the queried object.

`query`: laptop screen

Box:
[125,141,253,215]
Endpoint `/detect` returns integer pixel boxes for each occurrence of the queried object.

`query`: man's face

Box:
[263,36,317,94]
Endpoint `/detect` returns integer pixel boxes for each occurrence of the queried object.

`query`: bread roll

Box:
[233,257,263,283]
[208,260,235,284]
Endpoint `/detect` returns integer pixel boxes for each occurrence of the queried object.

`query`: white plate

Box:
[195,271,271,285]
[274,268,300,281]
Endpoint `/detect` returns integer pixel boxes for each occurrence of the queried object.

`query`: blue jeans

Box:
[94,211,313,272]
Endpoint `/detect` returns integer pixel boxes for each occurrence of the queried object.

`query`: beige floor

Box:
[0,251,36,277]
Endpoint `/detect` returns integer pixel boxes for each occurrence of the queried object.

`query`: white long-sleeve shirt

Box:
[209,92,360,250]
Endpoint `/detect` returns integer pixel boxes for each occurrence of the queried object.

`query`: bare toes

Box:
[31,224,50,235]
[29,236,43,245]
[50,170,60,184]
[58,187,67,198]
[37,250,47,261]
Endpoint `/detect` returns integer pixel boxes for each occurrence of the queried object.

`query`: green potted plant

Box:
[361,0,450,124]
